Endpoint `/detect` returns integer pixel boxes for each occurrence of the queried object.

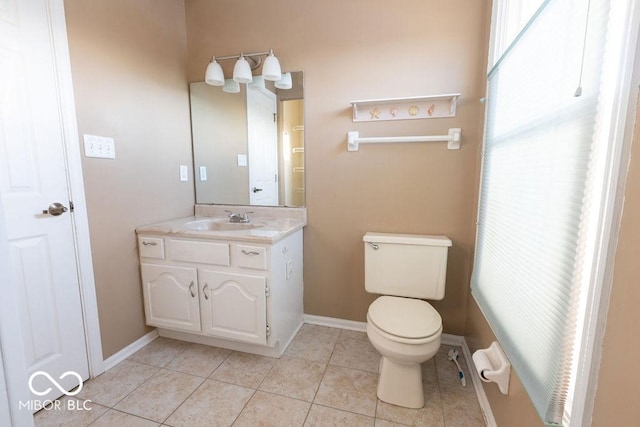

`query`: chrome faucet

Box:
[225,210,253,223]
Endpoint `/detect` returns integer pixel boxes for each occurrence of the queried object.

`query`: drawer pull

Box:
[188,281,195,298]
[203,283,209,300]
[142,241,158,246]
[241,249,261,256]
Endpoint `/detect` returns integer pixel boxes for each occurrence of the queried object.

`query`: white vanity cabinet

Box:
[140,264,200,333]
[137,229,303,357]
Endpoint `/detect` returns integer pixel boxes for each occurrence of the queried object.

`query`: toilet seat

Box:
[368,296,442,340]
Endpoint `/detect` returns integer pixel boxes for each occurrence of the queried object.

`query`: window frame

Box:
[478,0,640,425]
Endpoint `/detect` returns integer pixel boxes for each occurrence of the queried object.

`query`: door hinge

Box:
[265,284,270,297]
[273,113,277,123]
[266,324,271,337]
[69,201,74,212]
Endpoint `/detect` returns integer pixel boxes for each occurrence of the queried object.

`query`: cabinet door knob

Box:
[189,281,195,298]
[203,283,209,300]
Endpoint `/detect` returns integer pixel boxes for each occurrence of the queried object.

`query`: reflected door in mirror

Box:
[247,86,278,205]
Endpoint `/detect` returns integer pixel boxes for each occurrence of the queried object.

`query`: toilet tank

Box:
[363,232,452,300]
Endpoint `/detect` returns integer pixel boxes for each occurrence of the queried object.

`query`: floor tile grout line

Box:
[109,367,206,425]
[85,364,162,411]
[308,332,340,406]
[435,346,449,427]
[159,373,208,426]
[86,407,161,426]
[229,388,258,426]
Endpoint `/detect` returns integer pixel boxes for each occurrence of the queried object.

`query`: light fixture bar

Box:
[213,50,272,62]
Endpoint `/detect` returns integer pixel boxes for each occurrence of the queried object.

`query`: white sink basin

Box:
[182,219,264,232]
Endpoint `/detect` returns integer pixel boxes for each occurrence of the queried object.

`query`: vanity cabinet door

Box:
[199,270,267,345]
[141,263,201,333]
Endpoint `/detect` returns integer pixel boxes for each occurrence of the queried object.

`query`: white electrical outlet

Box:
[199,166,207,181]
[180,165,188,182]
[237,154,247,167]
[83,134,115,159]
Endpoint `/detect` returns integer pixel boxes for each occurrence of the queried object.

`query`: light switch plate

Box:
[180,165,188,182]
[237,154,247,167]
[83,134,115,159]
[199,166,207,181]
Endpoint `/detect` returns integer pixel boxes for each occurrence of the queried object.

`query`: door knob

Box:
[42,202,68,216]
[252,187,263,193]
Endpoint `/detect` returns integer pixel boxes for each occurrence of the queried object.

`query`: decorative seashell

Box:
[369,108,380,119]
[427,104,435,116]
[389,107,398,117]
[408,105,419,116]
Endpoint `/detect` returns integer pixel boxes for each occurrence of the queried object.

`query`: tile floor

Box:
[35,325,485,426]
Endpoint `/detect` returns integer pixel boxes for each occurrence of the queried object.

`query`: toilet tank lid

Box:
[363,232,452,247]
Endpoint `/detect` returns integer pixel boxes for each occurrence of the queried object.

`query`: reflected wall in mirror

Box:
[190,71,304,207]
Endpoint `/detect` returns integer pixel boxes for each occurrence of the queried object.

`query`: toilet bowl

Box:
[366,295,442,408]
[363,232,451,408]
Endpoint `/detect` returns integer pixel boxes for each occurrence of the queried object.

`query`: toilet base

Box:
[377,356,424,409]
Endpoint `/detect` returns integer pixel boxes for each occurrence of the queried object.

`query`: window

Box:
[472,0,639,424]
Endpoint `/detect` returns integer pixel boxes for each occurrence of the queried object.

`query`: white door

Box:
[199,270,267,345]
[0,0,89,404]
[247,86,279,205]
[140,264,201,333]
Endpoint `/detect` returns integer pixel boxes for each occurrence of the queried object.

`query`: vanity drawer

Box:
[138,236,165,259]
[234,245,267,270]
[170,240,230,266]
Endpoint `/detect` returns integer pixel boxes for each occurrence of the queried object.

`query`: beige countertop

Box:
[135,215,306,244]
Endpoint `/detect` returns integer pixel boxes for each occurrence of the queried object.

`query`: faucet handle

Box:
[241,211,254,221]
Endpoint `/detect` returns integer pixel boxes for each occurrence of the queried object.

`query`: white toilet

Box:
[363,232,452,409]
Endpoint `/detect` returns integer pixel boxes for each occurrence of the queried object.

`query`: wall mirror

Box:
[190,71,304,207]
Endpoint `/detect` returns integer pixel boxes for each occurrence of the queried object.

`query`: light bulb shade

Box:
[274,72,292,89]
[262,52,281,81]
[248,75,265,89]
[233,56,253,83]
[222,78,240,93]
[205,60,225,86]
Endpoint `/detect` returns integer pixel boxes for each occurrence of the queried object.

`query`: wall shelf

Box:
[350,93,460,122]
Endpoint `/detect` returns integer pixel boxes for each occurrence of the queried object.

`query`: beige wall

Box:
[185,0,491,334]
[465,97,640,425]
[64,0,194,358]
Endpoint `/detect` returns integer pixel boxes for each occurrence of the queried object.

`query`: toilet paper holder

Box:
[472,341,511,395]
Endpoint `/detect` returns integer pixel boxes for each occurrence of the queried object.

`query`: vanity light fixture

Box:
[222,78,240,93]
[204,49,282,86]
[275,72,292,89]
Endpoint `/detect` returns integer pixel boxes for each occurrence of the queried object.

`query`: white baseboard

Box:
[102,329,159,372]
[303,314,465,346]
[303,314,367,332]
[441,333,465,346]
[461,338,497,427]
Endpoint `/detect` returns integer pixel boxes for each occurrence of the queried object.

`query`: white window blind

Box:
[471,0,615,424]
